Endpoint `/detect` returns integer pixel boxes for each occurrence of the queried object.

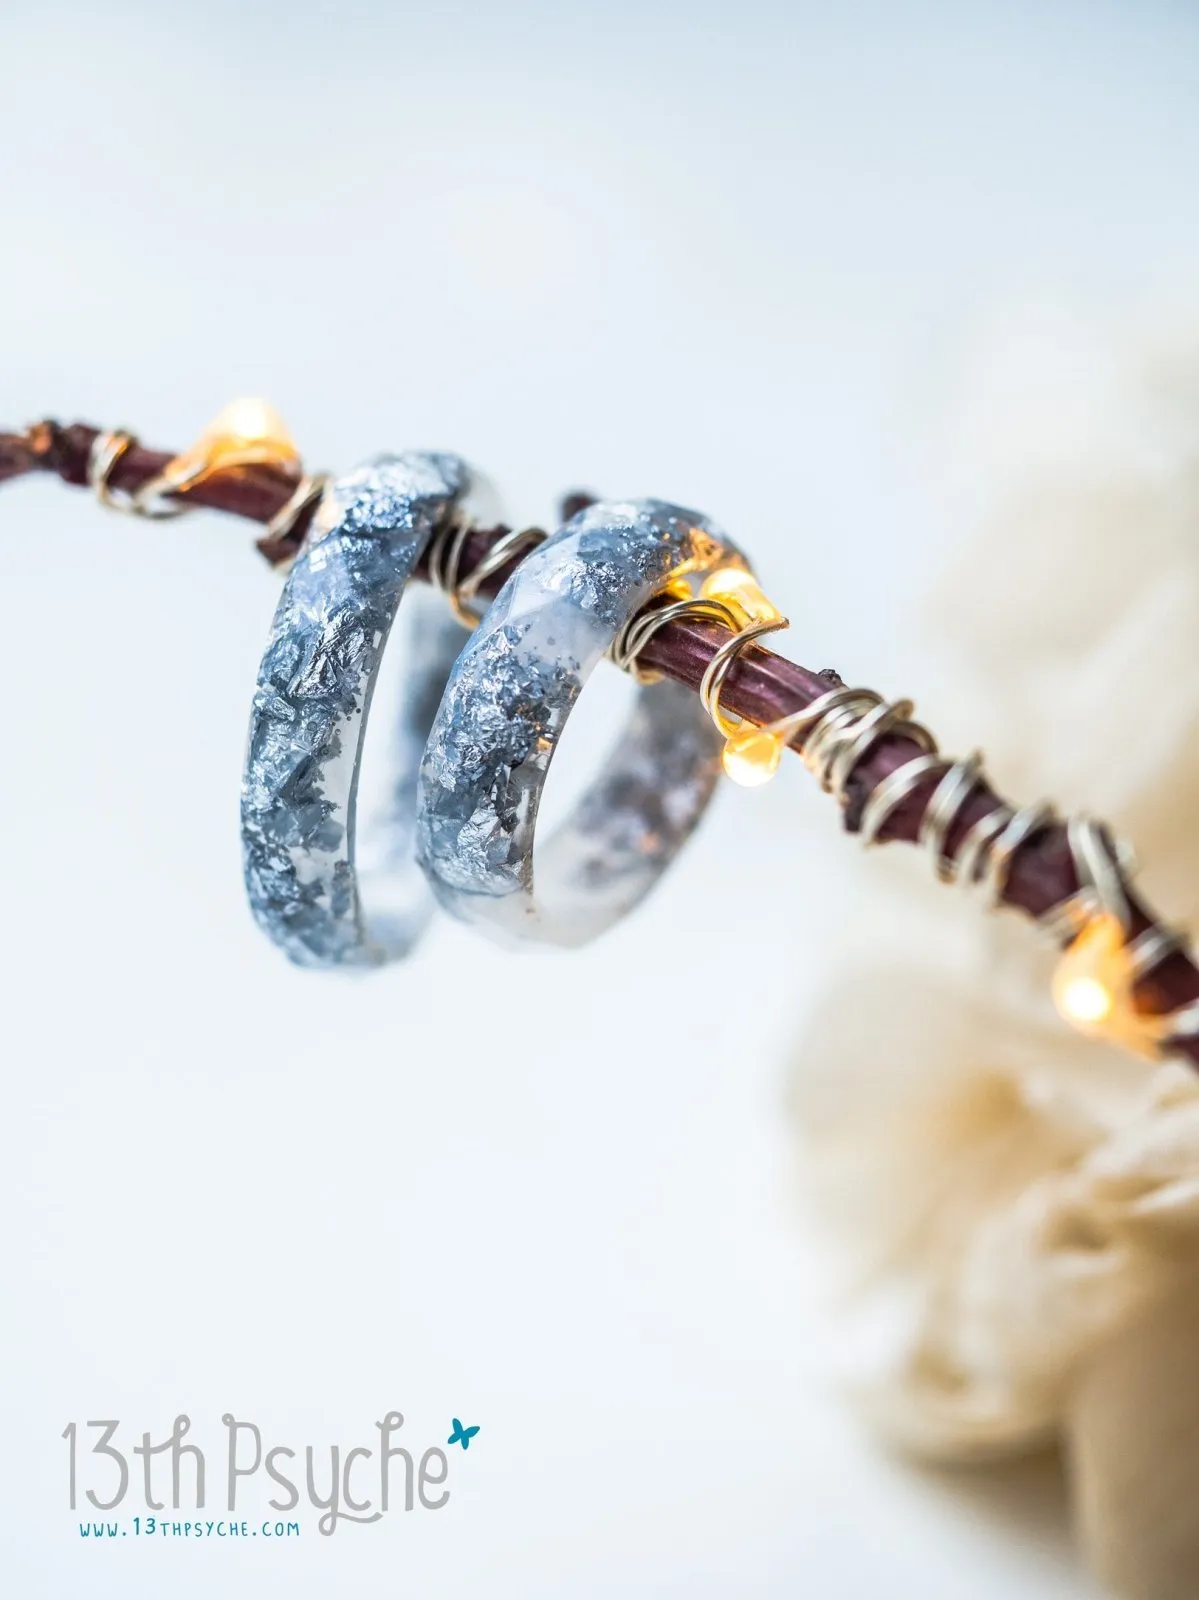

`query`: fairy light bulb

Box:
[1057,974,1114,1027]
[697,566,790,787]
[168,398,300,488]
[721,724,784,786]
[201,398,298,467]
[1052,912,1126,1036]
[700,567,784,629]
[1051,910,1166,1060]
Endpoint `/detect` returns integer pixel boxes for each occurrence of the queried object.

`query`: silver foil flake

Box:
[415,498,740,948]
[241,451,468,967]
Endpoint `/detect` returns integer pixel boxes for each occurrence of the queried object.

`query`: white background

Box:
[2,2,1198,1594]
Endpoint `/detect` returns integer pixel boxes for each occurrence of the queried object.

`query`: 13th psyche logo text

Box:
[62,1411,472,1537]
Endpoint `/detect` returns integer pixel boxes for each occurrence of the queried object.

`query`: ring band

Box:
[241,451,473,966]
[415,498,739,947]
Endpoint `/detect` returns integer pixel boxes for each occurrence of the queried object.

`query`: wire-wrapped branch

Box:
[5,418,1198,1064]
[1,420,303,538]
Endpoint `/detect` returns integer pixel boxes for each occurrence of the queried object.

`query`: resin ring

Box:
[242,451,472,967]
[415,498,739,947]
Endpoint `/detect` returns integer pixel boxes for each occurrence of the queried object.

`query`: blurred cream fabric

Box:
[790,311,1199,1600]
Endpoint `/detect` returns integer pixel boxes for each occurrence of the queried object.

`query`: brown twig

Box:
[6,419,1198,1063]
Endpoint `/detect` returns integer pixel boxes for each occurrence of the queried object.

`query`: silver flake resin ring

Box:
[415,498,739,948]
[242,451,474,967]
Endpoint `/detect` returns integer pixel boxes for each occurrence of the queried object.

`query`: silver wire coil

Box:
[918,752,984,880]
[779,686,941,843]
[426,518,546,626]
[88,429,190,520]
[753,683,1062,915]
[261,471,332,565]
[698,612,791,729]
[1040,817,1134,942]
[1037,814,1199,1049]
[611,593,741,683]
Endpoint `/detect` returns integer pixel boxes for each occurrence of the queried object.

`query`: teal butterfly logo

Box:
[448,1418,480,1450]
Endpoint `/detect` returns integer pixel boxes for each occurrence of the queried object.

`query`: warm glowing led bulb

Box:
[700,567,784,629]
[1052,912,1127,1036]
[1057,975,1113,1026]
[169,398,300,487]
[721,725,784,786]
[1050,910,1166,1059]
[1052,914,1124,1026]
[202,398,298,465]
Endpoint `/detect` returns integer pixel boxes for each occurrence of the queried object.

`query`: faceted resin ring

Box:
[242,451,474,967]
[415,498,741,947]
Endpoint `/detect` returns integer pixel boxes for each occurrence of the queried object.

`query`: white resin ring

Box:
[415,498,739,948]
[242,451,474,968]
